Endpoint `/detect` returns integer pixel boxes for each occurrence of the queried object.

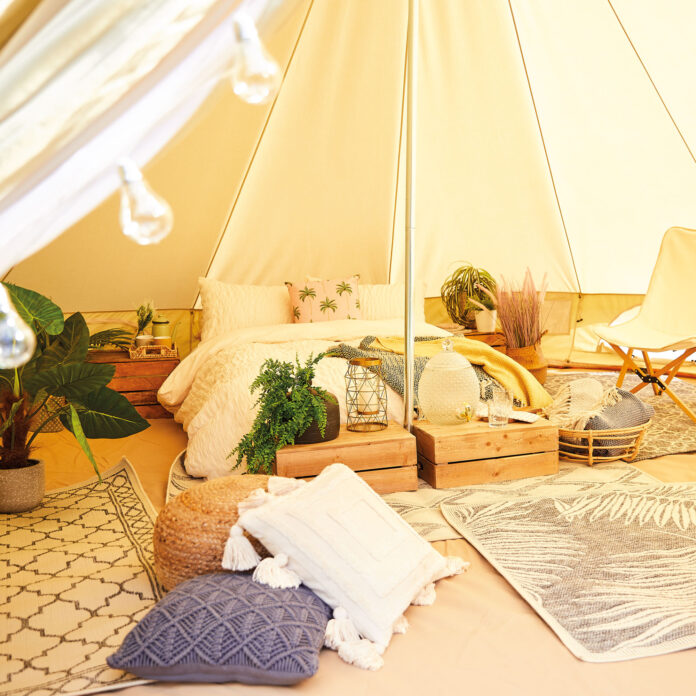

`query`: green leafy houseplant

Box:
[440,263,497,326]
[230,353,337,474]
[135,301,155,336]
[89,328,134,350]
[0,283,149,474]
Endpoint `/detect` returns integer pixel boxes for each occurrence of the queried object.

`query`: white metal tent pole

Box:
[404,0,417,431]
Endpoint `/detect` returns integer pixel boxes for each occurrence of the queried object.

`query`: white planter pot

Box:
[0,459,45,513]
[475,309,497,333]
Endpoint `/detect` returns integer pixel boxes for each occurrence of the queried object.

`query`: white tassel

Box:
[252,553,301,589]
[324,607,360,650]
[237,488,272,515]
[392,614,409,634]
[221,524,260,571]
[411,582,436,606]
[434,556,470,580]
[337,640,384,671]
[268,476,306,496]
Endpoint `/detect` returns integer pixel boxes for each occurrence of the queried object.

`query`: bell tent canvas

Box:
[3,0,696,363]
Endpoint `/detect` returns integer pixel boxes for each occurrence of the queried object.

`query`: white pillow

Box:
[198,278,293,342]
[236,464,459,651]
[358,283,426,322]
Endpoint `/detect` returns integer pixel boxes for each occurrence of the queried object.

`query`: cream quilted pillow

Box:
[358,283,426,322]
[226,464,466,669]
[198,278,294,342]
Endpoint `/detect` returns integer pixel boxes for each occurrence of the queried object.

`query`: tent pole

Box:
[404,0,417,432]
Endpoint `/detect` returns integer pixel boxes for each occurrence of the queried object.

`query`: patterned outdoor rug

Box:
[0,459,162,696]
[384,462,658,541]
[441,478,696,662]
[546,371,696,461]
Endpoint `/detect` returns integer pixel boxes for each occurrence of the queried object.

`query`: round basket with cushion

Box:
[154,474,270,590]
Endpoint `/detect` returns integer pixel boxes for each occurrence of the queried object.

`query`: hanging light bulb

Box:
[0,284,36,369]
[118,158,174,245]
[230,12,281,105]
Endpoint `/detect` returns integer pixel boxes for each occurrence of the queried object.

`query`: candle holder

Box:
[345,357,388,432]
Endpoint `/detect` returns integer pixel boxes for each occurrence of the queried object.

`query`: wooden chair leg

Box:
[641,352,660,396]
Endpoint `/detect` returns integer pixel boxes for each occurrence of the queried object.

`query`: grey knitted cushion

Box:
[560,388,654,457]
[107,572,331,685]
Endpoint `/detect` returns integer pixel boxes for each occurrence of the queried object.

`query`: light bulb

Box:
[230,12,281,105]
[118,158,174,245]
[0,284,36,369]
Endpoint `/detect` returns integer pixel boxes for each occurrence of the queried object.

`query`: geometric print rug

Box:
[0,459,162,696]
[442,477,696,662]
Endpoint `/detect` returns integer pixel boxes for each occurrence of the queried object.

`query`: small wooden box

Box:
[413,418,558,488]
[274,422,418,494]
[87,350,179,419]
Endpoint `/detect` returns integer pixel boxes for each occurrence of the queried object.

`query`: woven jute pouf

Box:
[154,474,271,590]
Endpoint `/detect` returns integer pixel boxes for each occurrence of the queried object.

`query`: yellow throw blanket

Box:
[374,336,553,409]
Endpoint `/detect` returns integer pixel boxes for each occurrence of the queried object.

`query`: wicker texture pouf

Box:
[154,475,270,590]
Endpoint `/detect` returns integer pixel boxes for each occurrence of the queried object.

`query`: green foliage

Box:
[230,353,335,474]
[0,283,150,474]
[89,328,133,350]
[136,301,155,335]
[3,283,64,336]
[440,263,497,326]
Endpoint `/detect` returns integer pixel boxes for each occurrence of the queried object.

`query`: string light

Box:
[0,284,36,369]
[118,158,173,245]
[230,12,281,105]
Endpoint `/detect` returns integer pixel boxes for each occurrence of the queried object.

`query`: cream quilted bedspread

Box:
[158,320,451,478]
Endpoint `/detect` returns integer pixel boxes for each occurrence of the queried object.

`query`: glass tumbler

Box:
[488,388,512,428]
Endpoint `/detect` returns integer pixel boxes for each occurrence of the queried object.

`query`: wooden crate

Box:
[413,418,558,488]
[86,350,179,419]
[274,422,418,494]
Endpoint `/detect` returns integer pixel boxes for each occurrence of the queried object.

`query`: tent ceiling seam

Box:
[607,0,696,167]
[387,16,410,284]
[507,0,582,295]
[193,0,315,309]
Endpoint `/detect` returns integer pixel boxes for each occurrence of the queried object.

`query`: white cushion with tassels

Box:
[222,463,467,669]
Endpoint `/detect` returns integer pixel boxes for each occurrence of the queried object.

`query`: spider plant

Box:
[440,263,497,326]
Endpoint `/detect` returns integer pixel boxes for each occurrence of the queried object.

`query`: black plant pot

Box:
[294,392,340,445]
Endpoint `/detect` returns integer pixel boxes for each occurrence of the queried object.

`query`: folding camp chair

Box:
[592,226,696,423]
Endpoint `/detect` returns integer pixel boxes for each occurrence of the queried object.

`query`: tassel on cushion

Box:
[392,614,409,635]
[434,555,470,581]
[268,476,307,496]
[252,553,301,589]
[324,607,360,650]
[411,582,436,606]
[221,524,261,571]
[337,640,385,671]
[237,488,272,515]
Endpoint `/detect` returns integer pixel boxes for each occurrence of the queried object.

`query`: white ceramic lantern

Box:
[418,339,481,425]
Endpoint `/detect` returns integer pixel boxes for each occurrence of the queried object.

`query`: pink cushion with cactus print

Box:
[286,276,361,323]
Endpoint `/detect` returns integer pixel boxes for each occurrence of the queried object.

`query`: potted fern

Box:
[230,353,339,474]
[0,283,149,513]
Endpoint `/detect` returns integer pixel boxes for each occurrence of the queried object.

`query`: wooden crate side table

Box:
[87,350,179,419]
[274,422,418,494]
[413,419,558,488]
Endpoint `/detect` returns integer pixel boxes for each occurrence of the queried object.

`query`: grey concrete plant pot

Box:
[0,459,45,513]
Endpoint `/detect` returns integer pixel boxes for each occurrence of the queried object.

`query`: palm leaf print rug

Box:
[442,479,696,661]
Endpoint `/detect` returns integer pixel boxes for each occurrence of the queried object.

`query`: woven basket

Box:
[129,344,178,360]
[29,396,66,433]
[154,474,271,590]
[558,420,650,466]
